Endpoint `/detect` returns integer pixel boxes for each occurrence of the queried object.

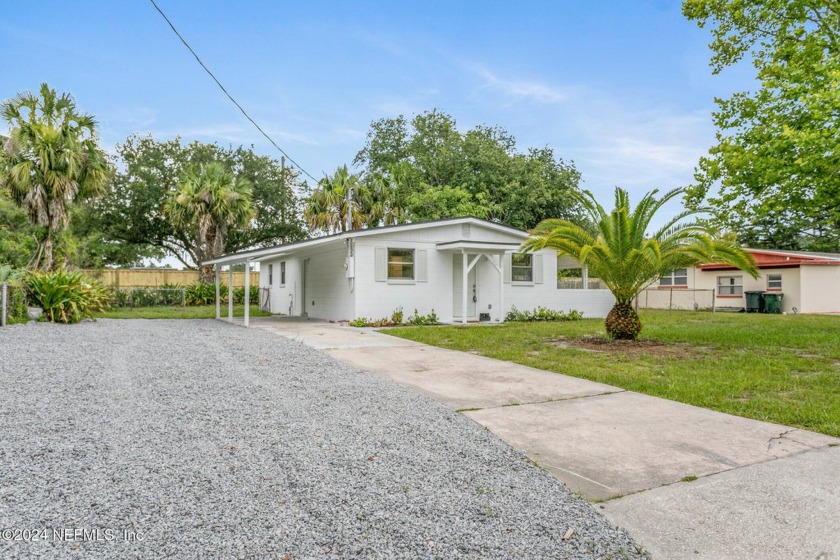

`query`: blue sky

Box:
[2,1,752,205]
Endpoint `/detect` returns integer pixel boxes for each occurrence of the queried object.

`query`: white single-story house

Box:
[638,248,840,314]
[204,217,615,325]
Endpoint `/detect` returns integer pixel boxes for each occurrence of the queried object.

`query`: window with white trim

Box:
[387,249,414,279]
[280,261,286,286]
[268,264,273,286]
[659,268,688,286]
[717,275,743,296]
[511,254,533,282]
[767,273,782,290]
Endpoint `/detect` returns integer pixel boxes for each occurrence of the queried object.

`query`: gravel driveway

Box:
[0,320,646,559]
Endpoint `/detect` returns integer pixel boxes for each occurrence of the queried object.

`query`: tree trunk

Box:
[198,265,214,284]
[34,230,55,271]
[605,302,642,340]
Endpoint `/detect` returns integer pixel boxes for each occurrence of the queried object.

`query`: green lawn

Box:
[388,310,840,438]
[94,304,271,320]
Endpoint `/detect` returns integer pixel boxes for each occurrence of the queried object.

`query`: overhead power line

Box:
[149,0,318,182]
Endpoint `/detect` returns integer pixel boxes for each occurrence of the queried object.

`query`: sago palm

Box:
[0,84,109,270]
[522,187,758,340]
[165,162,255,282]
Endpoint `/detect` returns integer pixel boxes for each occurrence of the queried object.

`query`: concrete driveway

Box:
[247,316,840,559]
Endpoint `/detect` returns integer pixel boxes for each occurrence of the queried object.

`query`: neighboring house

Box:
[204,217,615,324]
[639,249,840,314]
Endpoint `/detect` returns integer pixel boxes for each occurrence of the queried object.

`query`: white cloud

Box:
[467,63,570,104]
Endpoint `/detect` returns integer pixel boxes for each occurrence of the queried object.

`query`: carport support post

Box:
[227,268,233,322]
[499,254,504,322]
[244,260,251,327]
[214,265,220,319]
[462,251,468,325]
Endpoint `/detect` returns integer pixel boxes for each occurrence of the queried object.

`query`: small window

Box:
[268,264,273,286]
[767,273,782,290]
[512,254,533,282]
[387,249,414,279]
[660,268,688,286]
[717,275,743,296]
[280,261,286,286]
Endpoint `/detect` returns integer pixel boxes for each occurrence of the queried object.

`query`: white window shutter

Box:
[375,247,387,282]
[534,254,544,284]
[416,250,427,282]
[503,253,512,283]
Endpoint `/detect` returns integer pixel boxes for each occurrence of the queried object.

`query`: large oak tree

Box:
[92,136,305,268]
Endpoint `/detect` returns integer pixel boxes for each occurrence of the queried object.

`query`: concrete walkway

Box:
[246,316,840,559]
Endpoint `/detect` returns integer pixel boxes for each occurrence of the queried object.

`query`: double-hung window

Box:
[659,268,688,287]
[280,261,286,286]
[511,254,533,282]
[767,273,782,290]
[717,275,743,296]
[387,249,414,280]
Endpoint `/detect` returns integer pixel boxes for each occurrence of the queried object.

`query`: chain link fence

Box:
[1,282,29,326]
[109,287,186,308]
[635,288,716,311]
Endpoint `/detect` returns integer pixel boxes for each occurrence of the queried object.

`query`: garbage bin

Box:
[745,291,764,313]
[763,292,784,314]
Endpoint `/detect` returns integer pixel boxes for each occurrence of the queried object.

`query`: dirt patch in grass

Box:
[550,336,704,358]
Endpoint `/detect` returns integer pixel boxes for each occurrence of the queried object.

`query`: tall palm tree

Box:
[303,165,366,234]
[363,168,408,228]
[0,84,109,270]
[165,162,256,282]
[522,187,758,339]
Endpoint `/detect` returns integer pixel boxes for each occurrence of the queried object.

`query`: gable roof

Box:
[203,216,528,266]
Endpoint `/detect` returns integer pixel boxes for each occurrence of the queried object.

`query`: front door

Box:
[453,254,478,319]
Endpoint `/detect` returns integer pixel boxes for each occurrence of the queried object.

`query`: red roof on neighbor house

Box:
[697,249,840,271]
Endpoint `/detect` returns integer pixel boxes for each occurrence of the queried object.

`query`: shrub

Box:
[350,307,439,327]
[110,286,185,308]
[406,308,439,326]
[232,285,260,305]
[184,282,259,306]
[185,282,219,305]
[505,305,583,322]
[24,270,110,324]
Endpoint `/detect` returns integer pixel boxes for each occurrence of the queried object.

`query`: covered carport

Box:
[204,247,288,327]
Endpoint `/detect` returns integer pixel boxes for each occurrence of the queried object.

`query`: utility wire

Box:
[149,0,318,183]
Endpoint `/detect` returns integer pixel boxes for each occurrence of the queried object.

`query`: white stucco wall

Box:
[296,244,356,321]
[799,265,840,313]
[259,257,301,315]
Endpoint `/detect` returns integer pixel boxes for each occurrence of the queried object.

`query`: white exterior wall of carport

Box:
[258,245,354,319]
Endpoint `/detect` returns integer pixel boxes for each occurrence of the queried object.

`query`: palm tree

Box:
[165,162,256,282]
[363,168,408,228]
[0,84,109,270]
[303,165,366,234]
[522,187,758,340]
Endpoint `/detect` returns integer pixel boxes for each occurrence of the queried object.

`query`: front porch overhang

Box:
[436,240,520,253]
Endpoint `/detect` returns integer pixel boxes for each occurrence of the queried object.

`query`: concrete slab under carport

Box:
[464,391,839,501]
[325,345,623,410]
[600,445,840,560]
